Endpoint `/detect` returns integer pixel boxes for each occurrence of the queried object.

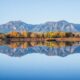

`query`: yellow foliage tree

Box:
[21,31,28,37]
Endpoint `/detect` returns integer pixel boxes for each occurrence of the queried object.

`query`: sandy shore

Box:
[0,38,80,42]
[47,38,80,42]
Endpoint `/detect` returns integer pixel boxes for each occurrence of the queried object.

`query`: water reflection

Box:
[0,41,80,57]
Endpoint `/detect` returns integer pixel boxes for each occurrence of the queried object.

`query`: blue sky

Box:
[0,0,80,24]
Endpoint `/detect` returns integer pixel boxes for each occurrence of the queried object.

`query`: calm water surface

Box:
[0,41,80,80]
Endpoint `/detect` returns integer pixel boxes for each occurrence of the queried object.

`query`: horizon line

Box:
[0,20,80,25]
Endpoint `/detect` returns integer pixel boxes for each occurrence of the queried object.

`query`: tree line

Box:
[0,31,80,39]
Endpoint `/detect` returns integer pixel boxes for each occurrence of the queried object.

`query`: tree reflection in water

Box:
[0,41,80,57]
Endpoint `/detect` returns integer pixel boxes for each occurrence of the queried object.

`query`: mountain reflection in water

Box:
[0,41,80,57]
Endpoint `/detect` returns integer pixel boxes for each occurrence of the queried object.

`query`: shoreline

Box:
[0,38,80,42]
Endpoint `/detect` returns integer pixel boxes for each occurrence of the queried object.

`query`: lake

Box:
[0,41,80,80]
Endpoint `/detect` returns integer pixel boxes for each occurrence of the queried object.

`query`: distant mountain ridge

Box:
[0,20,80,33]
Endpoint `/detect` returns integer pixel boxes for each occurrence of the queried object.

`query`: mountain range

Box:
[0,20,80,33]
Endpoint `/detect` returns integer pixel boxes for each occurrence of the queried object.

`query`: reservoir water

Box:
[0,41,80,80]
